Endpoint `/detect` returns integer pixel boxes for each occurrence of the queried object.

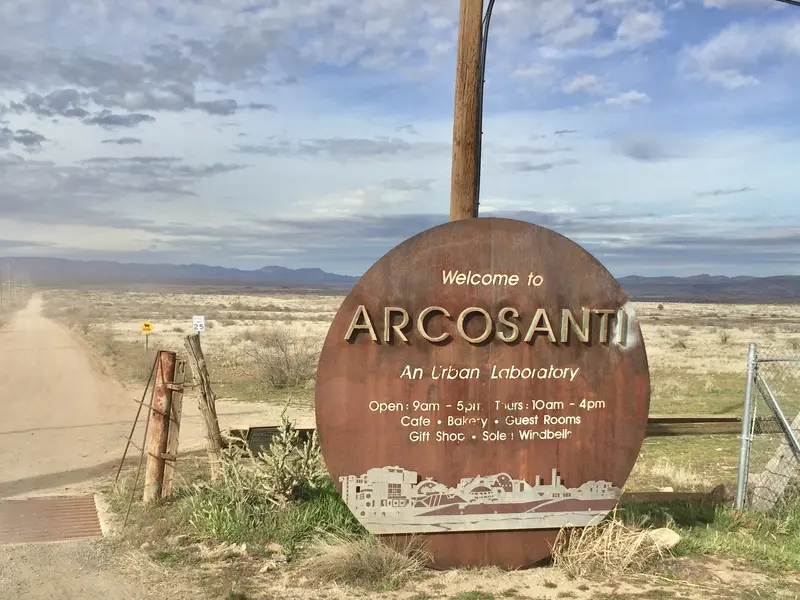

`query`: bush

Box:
[550,515,668,578]
[304,533,429,589]
[242,327,318,389]
[177,411,359,554]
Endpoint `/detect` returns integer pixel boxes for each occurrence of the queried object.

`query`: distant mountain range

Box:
[1,257,798,302]
[1,257,358,289]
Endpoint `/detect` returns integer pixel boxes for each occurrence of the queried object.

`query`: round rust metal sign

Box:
[315,218,650,569]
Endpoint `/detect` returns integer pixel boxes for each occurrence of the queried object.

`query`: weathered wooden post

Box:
[143,350,177,502]
[184,333,225,480]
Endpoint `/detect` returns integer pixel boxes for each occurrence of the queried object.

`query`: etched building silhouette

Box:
[340,466,621,534]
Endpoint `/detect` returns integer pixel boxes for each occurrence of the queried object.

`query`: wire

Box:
[472,0,798,216]
[475,0,496,217]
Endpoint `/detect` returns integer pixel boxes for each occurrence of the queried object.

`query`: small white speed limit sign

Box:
[192,315,205,332]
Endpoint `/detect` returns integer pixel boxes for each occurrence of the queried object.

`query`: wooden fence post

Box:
[162,359,186,498]
[184,333,225,480]
[143,350,177,502]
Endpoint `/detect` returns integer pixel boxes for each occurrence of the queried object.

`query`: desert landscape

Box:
[39,287,800,491]
[0,283,797,600]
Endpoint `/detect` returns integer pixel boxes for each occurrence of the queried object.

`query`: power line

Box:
[471,0,798,216]
[474,0,496,213]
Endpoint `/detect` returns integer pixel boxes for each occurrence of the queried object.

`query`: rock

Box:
[710,483,735,504]
[647,528,681,551]
[266,542,284,554]
[199,542,249,561]
[139,542,151,550]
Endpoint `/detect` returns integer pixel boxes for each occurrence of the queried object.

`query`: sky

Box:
[0,0,798,278]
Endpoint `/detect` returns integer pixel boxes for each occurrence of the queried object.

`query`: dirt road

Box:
[0,295,139,499]
[0,294,313,599]
[0,293,313,500]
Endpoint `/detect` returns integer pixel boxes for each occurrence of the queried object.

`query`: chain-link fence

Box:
[735,342,800,510]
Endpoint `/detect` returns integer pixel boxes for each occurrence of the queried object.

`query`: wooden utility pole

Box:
[449,0,484,221]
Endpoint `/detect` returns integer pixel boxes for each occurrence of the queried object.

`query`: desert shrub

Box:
[177,412,356,554]
[551,516,668,578]
[305,533,429,589]
[242,327,319,388]
[85,325,158,383]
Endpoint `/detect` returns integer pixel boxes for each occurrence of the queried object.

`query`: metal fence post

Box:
[735,343,758,509]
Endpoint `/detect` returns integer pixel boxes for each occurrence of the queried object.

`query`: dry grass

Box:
[645,458,713,491]
[38,288,800,494]
[303,532,430,589]
[550,516,668,579]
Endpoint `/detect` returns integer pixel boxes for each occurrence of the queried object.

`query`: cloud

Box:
[0,238,52,251]
[9,90,89,118]
[615,11,665,48]
[383,178,435,192]
[83,110,156,129]
[0,126,47,151]
[0,0,796,278]
[605,90,651,107]
[0,154,251,224]
[236,137,449,161]
[102,137,143,145]
[682,20,800,89]
[16,209,795,278]
[702,0,783,7]
[563,74,602,94]
[11,129,47,149]
[511,64,557,84]
[697,186,754,197]
[504,159,579,172]
[614,134,677,162]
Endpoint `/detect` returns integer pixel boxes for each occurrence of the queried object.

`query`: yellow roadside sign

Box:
[141,321,153,333]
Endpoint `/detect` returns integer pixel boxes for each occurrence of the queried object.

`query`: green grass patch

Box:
[649,370,744,415]
[451,592,496,600]
[619,499,800,572]
[626,436,739,491]
[175,478,364,556]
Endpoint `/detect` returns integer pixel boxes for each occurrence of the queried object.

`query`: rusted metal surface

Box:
[315,218,651,569]
[162,359,186,497]
[0,495,102,545]
[143,350,176,502]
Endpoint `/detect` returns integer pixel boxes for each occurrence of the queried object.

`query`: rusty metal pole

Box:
[143,350,177,502]
[449,0,484,221]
